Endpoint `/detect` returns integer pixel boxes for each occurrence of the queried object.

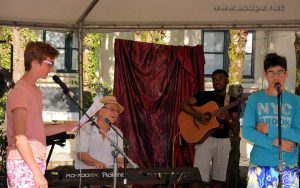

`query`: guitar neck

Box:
[218,98,243,113]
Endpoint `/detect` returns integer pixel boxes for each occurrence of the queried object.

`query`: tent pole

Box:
[77,24,84,118]
[75,0,99,118]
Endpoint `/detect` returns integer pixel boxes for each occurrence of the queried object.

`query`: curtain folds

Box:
[113,39,205,168]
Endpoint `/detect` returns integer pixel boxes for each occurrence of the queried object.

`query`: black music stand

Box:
[46,132,75,168]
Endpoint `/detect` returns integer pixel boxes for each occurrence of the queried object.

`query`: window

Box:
[43,31,78,73]
[243,32,254,78]
[202,30,254,78]
[41,31,79,118]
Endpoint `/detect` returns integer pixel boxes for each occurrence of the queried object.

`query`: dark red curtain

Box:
[113,39,205,168]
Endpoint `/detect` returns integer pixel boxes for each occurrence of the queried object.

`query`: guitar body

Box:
[178,101,222,144]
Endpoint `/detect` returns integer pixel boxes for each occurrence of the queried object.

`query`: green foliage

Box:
[83,33,112,109]
[18,28,38,48]
[93,82,113,97]
[0,26,13,69]
[0,28,12,172]
[0,128,6,176]
[0,27,12,42]
[0,95,6,125]
[83,33,102,86]
[140,31,166,44]
[228,30,248,84]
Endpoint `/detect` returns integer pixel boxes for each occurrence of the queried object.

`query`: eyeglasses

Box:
[43,60,55,68]
[103,106,120,114]
[266,70,286,77]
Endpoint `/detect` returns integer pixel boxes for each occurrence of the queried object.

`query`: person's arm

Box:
[77,152,107,169]
[229,111,239,128]
[13,108,48,187]
[242,95,274,150]
[217,111,238,128]
[257,123,294,152]
[243,95,293,152]
[44,121,78,136]
[180,96,209,124]
[76,126,108,169]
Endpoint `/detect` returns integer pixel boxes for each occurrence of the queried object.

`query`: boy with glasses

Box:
[243,53,300,187]
[6,41,78,188]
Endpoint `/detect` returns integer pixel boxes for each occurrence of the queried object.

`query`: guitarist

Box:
[180,69,238,188]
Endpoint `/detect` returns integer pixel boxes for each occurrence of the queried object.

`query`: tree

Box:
[227,30,248,188]
[83,33,113,110]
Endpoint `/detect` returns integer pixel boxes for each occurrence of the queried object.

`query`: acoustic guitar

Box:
[178,96,247,144]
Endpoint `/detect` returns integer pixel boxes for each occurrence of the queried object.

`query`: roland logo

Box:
[102,172,124,178]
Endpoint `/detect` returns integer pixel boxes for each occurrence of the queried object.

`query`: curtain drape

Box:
[113,39,205,168]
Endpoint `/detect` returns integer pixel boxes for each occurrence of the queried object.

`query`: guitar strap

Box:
[224,92,230,106]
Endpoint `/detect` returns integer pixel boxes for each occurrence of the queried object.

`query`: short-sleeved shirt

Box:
[6,80,47,160]
[194,91,238,138]
[75,122,124,169]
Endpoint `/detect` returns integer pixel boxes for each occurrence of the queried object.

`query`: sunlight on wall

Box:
[109,64,115,84]
[105,36,109,50]
[164,31,171,43]
[184,36,189,45]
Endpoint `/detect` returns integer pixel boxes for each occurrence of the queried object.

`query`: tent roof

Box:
[1,0,300,31]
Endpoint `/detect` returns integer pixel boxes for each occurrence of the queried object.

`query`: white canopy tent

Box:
[0,0,300,31]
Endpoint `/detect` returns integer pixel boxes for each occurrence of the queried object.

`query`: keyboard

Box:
[45,167,201,187]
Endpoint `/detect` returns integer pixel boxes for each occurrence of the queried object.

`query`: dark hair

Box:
[24,41,59,71]
[263,53,287,72]
[211,69,228,78]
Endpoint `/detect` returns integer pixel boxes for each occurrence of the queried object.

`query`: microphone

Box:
[52,75,75,98]
[104,117,112,125]
[104,117,131,146]
[274,82,282,94]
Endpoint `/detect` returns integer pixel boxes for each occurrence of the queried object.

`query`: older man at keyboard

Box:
[75,96,124,169]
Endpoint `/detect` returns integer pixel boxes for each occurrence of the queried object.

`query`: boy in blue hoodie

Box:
[243,53,300,187]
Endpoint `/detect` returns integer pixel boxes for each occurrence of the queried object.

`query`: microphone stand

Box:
[277,90,283,188]
[104,118,131,187]
[60,91,138,188]
[93,121,138,188]
[123,145,129,186]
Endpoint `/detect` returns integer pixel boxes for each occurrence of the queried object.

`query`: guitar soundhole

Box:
[193,112,212,128]
[204,112,212,121]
